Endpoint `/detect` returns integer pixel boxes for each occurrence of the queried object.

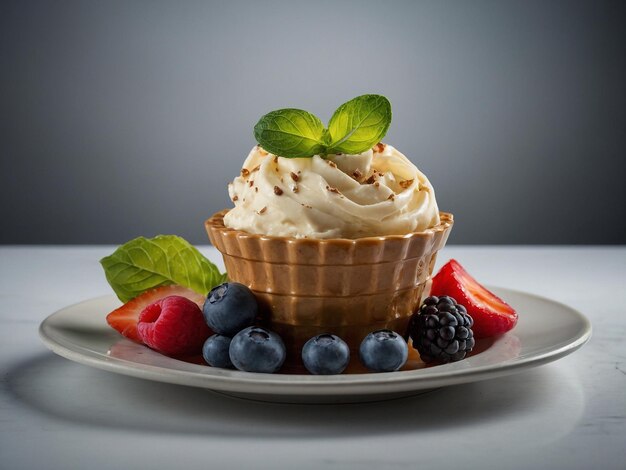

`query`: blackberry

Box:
[409,295,475,363]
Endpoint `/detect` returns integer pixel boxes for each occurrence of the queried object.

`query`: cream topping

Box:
[223,144,440,239]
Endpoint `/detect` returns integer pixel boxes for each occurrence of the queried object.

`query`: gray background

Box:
[1,0,624,245]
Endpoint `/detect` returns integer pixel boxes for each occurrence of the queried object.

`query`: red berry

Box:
[137,296,212,356]
[106,285,206,343]
[430,259,517,338]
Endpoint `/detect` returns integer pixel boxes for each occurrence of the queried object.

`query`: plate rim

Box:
[38,286,592,396]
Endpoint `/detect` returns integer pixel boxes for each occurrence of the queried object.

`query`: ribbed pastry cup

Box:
[206,210,453,359]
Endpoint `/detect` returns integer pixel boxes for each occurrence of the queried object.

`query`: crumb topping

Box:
[399,179,414,189]
[326,185,340,194]
[258,206,267,214]
[241,168,250,177]
[290,172,299,182]
[274,186,283,196]
[374,142,386,153]
[352,168,363,180]
[232,195,238,201]
[364,174,377,185]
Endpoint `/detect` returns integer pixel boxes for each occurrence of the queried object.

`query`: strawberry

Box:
[430,259,517,338]
[106,285,206,343]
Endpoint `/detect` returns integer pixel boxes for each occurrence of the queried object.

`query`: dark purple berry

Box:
[409,295,475,363]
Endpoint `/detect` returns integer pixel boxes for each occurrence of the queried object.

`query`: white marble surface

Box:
[0,246,624,470]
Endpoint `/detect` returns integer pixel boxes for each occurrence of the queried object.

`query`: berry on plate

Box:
[137,295,212,356]
[431,259,518,338]
[202,334,234,369]
[302,334,350,375]
[106,285,206,343]
[229,326,286,373]
[410,295,475,363]
[359,330,408,372]
[203,282,258,336]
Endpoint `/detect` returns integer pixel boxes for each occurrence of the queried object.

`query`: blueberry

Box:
[203,282,258,336]
[202,334,233,369]
[229,326,286,373]
[302,334,350,375]
[359,330,408,372]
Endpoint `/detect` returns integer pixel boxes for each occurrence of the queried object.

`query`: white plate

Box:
[39,287,591,404]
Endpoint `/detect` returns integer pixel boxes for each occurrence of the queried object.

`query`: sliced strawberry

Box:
[430,259,517,338]
[106,285,206,343]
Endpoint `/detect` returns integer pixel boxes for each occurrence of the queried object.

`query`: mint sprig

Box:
[253,108,326,158]
[100,235,227,302]
[253,94,392,158]
[326,95,392,155]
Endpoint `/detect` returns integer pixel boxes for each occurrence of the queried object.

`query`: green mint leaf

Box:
[100,235,227,302]
[326,94,392,155]
[253,108,326,158]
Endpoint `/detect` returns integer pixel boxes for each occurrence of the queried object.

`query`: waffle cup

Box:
[206,210,453,361]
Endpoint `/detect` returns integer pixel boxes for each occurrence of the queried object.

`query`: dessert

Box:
[206,94,453,356]
[100,95,519,375]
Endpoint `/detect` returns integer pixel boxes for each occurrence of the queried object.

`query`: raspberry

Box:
[409,295,475,363]
[137,295,212,356]
[106,285,205,343]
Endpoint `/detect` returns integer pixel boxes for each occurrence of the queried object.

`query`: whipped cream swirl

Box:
[223,144,440,239]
